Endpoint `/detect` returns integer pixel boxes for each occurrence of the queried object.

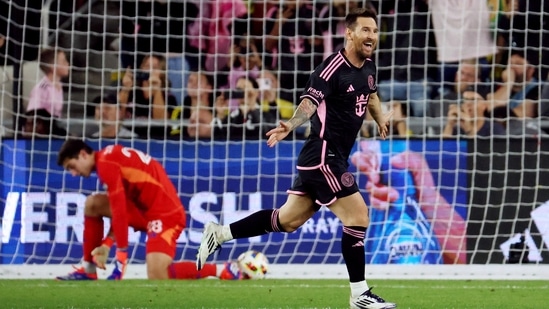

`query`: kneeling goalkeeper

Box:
[56,140,241,280]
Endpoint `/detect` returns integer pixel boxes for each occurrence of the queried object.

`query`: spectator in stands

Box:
[263,1,323,104]
[91,94,137,139]
[169,71,214,139]
[26,48,70,118]
[428,0,497,94]
[119,54,177,120]
[318,0,362,59]
[430,59,491,120]
[119,1,199,105]
[443,90,505,137]
[225,37,262,90]
[258,69,294,123]
[20,108,67,138]
[0,33,5,65]
[213,76,275,140]
[0,1,7,65]
[495,0,549,79]
[186,106,214,139]
[540,72,549,123]
[374,0,436,118]
[488,52,540,119]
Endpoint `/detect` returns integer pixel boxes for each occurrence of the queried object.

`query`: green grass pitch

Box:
[0,279,546,309]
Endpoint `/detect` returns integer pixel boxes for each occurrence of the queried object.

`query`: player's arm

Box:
[286,98,317,131]
[367,92,392,139]
[266,98,317,147]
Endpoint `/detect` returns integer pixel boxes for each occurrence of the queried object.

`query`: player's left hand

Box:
[377,110,394,139]
[266,121,291,147]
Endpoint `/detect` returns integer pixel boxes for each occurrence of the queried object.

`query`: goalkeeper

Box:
[56,140,244,280]
[56,193,245,280]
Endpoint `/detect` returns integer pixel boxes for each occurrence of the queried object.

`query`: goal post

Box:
[0,0,549,279]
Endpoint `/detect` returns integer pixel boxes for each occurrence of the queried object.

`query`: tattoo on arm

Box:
[287,99,317,130]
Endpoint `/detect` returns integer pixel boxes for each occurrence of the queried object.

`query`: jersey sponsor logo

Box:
[341,172,355,187]
[355,94,369,117]
[346,84,355,92]
[307,87,325,100]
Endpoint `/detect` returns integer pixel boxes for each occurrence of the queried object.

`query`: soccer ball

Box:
[237,250,269,279]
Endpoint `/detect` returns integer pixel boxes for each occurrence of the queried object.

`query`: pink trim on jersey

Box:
[320,164,341,193]
[317,99,327,138]
[319,53,345,81]
[339,51,352,66]
[300,94,320,106]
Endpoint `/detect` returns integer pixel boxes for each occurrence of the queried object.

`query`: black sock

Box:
[229,209,285,239]
[342,226,367,283]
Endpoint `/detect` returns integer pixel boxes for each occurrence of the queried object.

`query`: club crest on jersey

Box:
[368,75,376,90]
[355,94,369,117]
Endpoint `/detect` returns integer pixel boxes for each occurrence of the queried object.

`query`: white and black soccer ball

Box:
[237,250,269,279]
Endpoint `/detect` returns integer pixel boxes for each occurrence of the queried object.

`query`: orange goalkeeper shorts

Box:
[145,209,185,258]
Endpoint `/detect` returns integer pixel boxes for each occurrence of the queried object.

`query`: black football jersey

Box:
[297,50,377,168]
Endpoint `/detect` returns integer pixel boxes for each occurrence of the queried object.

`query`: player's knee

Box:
[84,194,110,217]
[146,253,172,280]
[147,267,169,280]
[84,195,100,216]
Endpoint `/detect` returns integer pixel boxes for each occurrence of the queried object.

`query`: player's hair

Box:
[57,139,93,166]
[345,8,378,30]
[39,48,64,74]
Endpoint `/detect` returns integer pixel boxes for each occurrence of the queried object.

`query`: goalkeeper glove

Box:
[91,237,114,270]
[107,249,128,280]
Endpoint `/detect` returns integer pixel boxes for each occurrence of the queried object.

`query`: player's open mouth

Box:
[364,42,373,52]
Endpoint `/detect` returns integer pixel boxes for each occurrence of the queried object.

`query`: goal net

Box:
[0,0,548,279]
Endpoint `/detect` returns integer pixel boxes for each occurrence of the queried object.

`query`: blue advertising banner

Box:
[0,138,467,265]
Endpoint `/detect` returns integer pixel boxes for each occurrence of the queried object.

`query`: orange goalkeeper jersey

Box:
[95,144,186,249]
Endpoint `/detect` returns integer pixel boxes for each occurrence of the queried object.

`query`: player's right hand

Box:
[108,250,128,280]
[91,245,110,270]
[266,121,291,147]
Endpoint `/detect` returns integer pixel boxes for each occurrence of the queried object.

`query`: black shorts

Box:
[290,160,359,210]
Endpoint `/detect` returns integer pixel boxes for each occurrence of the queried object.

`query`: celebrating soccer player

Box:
[55,139,217,280]
[197,8,396,309]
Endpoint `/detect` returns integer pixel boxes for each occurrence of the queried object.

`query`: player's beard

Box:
[356,40,374,60]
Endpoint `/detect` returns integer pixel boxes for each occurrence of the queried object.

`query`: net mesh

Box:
[0,0,548,271]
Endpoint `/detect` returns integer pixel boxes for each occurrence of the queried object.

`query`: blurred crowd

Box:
[2,0,549,140]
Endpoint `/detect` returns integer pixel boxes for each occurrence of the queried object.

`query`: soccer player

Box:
[56,139,205,280]
[197,8,396,309]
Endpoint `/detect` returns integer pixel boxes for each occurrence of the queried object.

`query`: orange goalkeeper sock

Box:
[168,262,217,279]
